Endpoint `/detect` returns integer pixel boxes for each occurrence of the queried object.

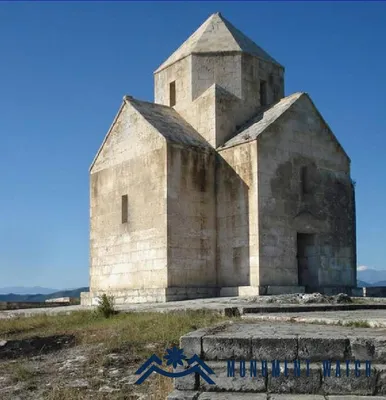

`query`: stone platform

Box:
[168,322,386,399]
[168,393,386,399]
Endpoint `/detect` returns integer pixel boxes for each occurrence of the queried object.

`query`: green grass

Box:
[0,309,232,355]
[338,319,372,328]
[0,309,233,400]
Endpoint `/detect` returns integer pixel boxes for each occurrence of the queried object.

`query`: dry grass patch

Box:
[0,309,233,357]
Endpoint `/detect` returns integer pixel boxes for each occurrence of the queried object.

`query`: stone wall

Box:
[166,144,217,287]
[217,141,259,287]
[154,56,191,108]
[90,103,168,292]
[155,54,286,149]
[257,94,356,290]
[191,54,242,100]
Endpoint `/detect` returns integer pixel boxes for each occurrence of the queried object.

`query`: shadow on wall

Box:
[216,152,250,287]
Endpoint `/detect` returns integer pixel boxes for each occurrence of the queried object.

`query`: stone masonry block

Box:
[180,327,213,358]
[202,335,251,361]
[174,364,197,391]
[374,363,386,394]
[199,361,266,392]
[349,338,376,361]
[298,337,349,361]
[251,337,297,361]
[198,394,267,399]
[167,390,200,400]
[270,396,325,400]
[267,362,321,394]
[321,366,376,395]
[327,396,386,400]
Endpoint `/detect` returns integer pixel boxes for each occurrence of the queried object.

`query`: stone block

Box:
[198,394,267,400]
[199,361,266,392]
[251,337,297,361]
[174,364,197,391]
[298,337,349,361]
[368,338,386,362]
[262,286,305,295]
[327,396,386,400]
[267,362,321,394]
[270,396,325,400]
[374,364,386,394]
[321,364,376,395]
[349,338,376,361]
[202,335,251,361]
[167,390,200,400]
[180,327,213,358]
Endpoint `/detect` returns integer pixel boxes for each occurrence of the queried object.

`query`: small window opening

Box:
[260,80,267,107]
[121,194,128,224]
[169,81,176,107]
[301,166,311,195]
[273,86,280,102]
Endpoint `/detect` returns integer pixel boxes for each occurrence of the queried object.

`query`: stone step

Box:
[168,391,386,399]
[180,322,386,362]
[173,360,386,395]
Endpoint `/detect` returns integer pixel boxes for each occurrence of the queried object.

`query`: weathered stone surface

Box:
[202,336,251,360]
[199,361,266,392]
[198,393,267,400]
[321,368,376,395]
[251,337,297,361]
[374,364,386,394]
[327,396,386,399]
[167,390,200,400]
[83,11,356,305]
[180,326,214,358]
[174,364,197,391]
[270,396,325,400]
[298,337,349,361]
[267,363,321,394]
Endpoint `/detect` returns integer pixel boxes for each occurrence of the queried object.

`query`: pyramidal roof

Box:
[155,12,283,73]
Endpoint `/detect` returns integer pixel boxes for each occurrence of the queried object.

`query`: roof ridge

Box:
[123,95,174,111]
[155,13,282,73]
[219,92,304,149]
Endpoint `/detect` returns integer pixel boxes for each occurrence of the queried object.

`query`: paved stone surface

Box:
[327,397,386,400]
[168,392,386,399]
[3,296,386,321]
[243,309,386,327]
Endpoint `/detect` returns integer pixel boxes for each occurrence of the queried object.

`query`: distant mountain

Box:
[0,287,89,302]
[357,267,386,285]
[0,287,58,295]
[357,280,369,287]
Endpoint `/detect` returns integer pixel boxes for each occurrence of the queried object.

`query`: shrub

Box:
[95,294,116,318]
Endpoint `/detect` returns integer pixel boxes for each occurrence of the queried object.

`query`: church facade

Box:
[81,13,356,305]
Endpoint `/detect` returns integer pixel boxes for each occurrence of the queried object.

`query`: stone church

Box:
[81,13,356,305]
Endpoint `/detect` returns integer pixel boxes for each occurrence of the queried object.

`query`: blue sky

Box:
[0,1,385,289]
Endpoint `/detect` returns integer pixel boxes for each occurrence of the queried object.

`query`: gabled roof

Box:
[124,96,210,148]
[220,92,350,162]
[155,12,283,73]
[221,92,303,148]
[90,96,210,172]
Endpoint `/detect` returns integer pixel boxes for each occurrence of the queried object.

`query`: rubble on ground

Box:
[250,292,353,304]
